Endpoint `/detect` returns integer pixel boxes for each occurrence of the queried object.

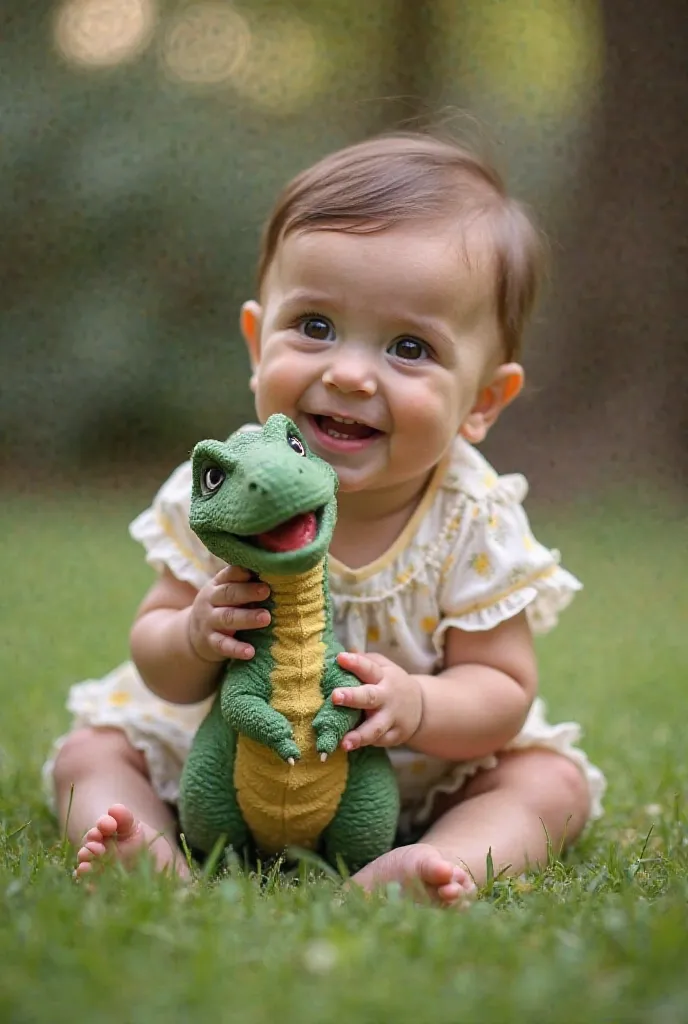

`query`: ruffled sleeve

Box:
[128,461,223,590]
[433,471,582,653]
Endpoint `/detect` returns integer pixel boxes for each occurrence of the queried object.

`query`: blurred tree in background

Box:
[1,0,685,494]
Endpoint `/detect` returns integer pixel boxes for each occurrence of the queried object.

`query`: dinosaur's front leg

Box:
[312,656,362,758]
[221,673,301,764]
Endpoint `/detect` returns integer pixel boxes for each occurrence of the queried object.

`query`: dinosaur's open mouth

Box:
[251,511,318,553]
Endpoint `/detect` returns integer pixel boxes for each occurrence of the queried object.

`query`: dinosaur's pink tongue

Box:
[253,512,317,552]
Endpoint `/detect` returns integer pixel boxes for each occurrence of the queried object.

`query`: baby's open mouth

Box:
[312,414,380,441]
[251,511,318,552]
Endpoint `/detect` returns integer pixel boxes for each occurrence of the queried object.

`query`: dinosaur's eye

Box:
[201,464,225,494]
[287,435,306,456]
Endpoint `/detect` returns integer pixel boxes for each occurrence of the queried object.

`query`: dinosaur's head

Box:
[189,414,338,576]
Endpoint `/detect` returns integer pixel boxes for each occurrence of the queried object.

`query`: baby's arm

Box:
[334,611,537,761]
[408,611,537,760]
[130,565,271,704]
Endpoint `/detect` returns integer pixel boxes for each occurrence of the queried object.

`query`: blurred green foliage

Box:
[1,0,604,472]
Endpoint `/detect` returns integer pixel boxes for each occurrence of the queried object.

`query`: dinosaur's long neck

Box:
[257,561,331,741]
[259,561,331,645]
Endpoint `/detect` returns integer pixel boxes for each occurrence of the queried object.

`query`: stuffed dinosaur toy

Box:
[178,414,400,873]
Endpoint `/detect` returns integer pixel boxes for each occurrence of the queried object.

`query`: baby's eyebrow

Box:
[392,314,454,345]
[279,288,338,310]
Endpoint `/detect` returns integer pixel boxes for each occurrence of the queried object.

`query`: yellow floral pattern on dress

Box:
[471,552,493,577]
[109,691,131,706]
[421,616,439,634]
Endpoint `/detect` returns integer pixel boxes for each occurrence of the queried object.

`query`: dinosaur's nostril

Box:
[248,482,258,492]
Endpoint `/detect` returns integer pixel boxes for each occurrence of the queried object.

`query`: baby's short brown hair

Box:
[257,132,544,361]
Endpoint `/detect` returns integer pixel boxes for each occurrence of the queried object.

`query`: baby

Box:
[46,131,605,905]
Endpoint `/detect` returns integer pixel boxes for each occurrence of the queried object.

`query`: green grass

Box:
[1,489,687,1023]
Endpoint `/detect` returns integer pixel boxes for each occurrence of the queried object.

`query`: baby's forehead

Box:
[264,220,498,300]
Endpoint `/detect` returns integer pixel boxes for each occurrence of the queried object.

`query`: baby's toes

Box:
[436,881,465,905]
[437,869,476,906]
[76,841,100,865]
[106,804,137,838]
[81,826,104,846]
[94,812,119,838]
[74,859,94,879]
[453,866,476,894]
[84,840,107,858]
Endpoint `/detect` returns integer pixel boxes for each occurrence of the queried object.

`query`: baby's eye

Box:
[299,316,335,342]
[387,337,430,362]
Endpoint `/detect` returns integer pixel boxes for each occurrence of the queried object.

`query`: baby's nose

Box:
[323,350,377,395]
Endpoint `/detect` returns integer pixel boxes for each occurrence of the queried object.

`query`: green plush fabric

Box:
[178,415,400,873]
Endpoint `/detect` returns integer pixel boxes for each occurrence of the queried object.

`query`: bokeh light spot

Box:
[160,3,250,86]
[230,15,328,115]
[456,0,604,120]
[54,0,157,69]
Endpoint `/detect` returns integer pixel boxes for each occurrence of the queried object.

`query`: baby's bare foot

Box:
[74,804,188,880]
[351,843,476,907]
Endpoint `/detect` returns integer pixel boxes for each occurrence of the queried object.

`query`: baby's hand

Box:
[188,565,270,663]
[332,652,423,751]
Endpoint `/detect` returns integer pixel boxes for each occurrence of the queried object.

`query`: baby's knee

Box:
[517,751,592,833]
[52,727,146,784]
[467,749,591,822]
[529,752,590,819]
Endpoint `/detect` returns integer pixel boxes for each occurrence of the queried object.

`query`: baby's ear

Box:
[240,301,263,392]
[460,363,524,444]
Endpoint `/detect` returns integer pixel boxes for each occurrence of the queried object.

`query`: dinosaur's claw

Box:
[320,752,328,763]
[276,737,301,763]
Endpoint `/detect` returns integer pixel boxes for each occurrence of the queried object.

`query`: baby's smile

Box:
[305,412,384,454]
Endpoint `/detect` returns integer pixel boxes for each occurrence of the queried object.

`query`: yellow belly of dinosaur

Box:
[234,565,348,854]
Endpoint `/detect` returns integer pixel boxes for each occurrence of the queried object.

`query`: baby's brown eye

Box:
[389,338,428,361]
[301,317,334,341]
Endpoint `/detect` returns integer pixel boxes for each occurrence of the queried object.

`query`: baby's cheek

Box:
[396,399,452,465]
[252,347,306,418]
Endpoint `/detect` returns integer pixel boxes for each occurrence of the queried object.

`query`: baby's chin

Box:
[324,462,376,492]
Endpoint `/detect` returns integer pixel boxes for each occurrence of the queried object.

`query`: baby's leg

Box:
[351,750,590,904]
[420,749,590,883]
[52,727,188,878]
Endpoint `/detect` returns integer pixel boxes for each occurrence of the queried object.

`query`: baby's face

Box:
[243,220,505,497]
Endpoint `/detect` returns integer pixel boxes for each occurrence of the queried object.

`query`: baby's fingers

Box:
[211,578,270,608]
[208,632,255,661]
[213,564,252,584]
[211,606,271,633]
[341,713,392,751]
[332,683,382,710]
[336,651,384,685]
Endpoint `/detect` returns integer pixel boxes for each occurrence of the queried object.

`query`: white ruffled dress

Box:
[44,433,606,829]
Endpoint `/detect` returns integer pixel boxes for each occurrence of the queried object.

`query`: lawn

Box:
[1,486,687,1023]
